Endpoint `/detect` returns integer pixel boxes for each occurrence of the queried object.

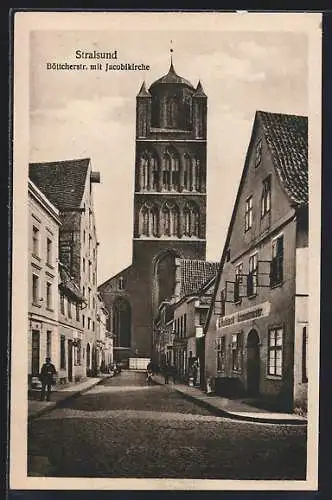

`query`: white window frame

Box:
[245,196,253,231]
[267,327,283,377]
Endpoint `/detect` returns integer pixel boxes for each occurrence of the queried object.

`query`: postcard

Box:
[11,10,321,491]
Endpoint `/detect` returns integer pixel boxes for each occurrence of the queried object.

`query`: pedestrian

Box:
[171,364,177,384]
[163,363,170,384]
[192,360,198,386]
[39,357,57,401]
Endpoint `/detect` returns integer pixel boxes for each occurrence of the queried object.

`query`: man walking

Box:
[39,357,57,401]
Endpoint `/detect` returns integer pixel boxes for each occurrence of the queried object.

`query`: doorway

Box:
[246,329,260,396]
[68,339,73,382]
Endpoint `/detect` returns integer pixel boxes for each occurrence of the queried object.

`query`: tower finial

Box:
[169,39,174,72]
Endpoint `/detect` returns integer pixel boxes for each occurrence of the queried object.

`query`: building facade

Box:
[99,60,208,363]
[205,111,308,412]
[29,158,101,377]
[28,180,61,387]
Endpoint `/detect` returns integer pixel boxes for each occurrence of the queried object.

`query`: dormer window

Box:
[255,139,262,167]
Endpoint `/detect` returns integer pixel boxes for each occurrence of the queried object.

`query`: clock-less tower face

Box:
[133,61,208,318]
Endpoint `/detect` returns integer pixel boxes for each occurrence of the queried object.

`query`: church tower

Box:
[133,60,207,319]
[99,59,208,361]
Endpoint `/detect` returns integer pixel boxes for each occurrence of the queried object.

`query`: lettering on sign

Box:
[216,302,271,329]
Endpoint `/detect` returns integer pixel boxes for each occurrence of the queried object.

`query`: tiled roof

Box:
[29,158,90,210]
[179,259,219,297]
[59,264,84,302]
[258,111,308,207]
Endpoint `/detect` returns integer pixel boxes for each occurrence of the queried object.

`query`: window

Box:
[46,282,52,309]
[183,314,187,337]
[46,238,52,266]
[268,328,283,376]
[302,326,308,383]
[270,235,284,286]
[60,292,65,315]
[93,321,95,331]
[234,262,243,302]
[88,288,91,308]
[119,276,124,290]
[245,196,253,231]
[82,314,85,328]
[88,317,91,330]
[217,336,226,372]
[83,230,86,245]
[255,139,262,167]
[93,297,95,309]
[83,258,85,273]
[60,335,66,369]
[248,254,258,296]
[32,226,39,256]
[32,274,39,304]
[74,340,82,366]
[67,298,72,318]
[231,333,242,372]
[76,303,80,322]
[46,331,52,359]
[261,176,271,218]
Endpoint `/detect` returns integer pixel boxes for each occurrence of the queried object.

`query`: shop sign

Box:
[216,301,271,329]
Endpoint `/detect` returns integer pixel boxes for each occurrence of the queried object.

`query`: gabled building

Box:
[205,111,308,412]
[29,158,101,377]
[28,179,61,387]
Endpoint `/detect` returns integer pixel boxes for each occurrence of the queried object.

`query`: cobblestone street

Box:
[28,371,307,479]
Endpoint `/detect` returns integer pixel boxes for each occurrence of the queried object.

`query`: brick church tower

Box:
[99,59,207,361]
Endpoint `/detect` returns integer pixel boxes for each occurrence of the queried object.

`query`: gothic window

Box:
[141,205,150,236]
[167,97,177,128]
[151,206,159,237]
[162,154,171,190]
[171,205,180,237]
[184,154,192,191]
[163,205,171,236]
[183,202,200,237]
[184,97,192,129]
[171,153,180,191]
[152,156,159,191]
[194,156,201,191]
[140,154,149,190]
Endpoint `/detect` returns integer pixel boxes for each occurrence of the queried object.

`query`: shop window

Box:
[268,327,283,377]
[217,336,226,372]
[261,176,271,218]
[231,333,242,372]
[248,253,258,296]
[60,335,66,369]
[270,235,284,286]
[245,196,253,231]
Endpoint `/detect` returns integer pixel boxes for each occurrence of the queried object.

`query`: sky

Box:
[29,27,308,285]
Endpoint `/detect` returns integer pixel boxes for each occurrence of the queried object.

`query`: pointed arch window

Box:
[184,154,192,191]
[171,153,180,191]
[152,156,159,191]
[194,156,201,191]
[167,97,177,128]
[171,205,180,237]
[141,206,150,236]
[151,206,159,237]
[140,154,149,190]
[163,154,171,190]
[163,205,171,236]
[183,202,200,237]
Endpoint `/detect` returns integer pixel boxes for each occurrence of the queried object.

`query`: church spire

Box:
[168,40,176,74]
[137,81,151,97]
[194,80,207,97]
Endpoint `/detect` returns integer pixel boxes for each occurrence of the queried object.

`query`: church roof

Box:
[137,81,151,97]
[179,259,219,298]
[257,111,308,207]
[193,80,207,97]
[29,158,90,210]
[149,60,194,89]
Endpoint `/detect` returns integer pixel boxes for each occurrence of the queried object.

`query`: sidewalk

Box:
[28,375,111,421]
[153,374,307,425]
